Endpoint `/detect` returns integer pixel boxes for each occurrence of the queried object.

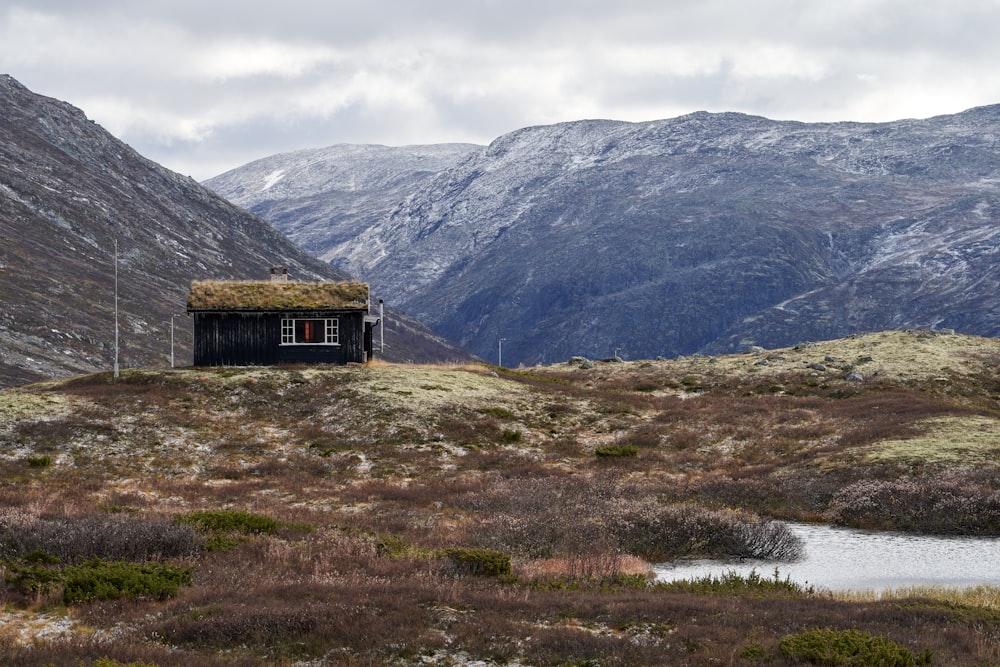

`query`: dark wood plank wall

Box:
[192,311,366,366]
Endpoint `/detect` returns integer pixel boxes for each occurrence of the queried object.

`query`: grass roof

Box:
[187,280,369,312]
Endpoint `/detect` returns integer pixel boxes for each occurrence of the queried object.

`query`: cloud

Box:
[3,1,1000,179]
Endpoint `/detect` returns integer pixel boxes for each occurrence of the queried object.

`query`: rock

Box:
[568,356,589,365]
[808,363,827,372]
[748,345,766,355]
[579,360,595,370]
[845,372,865,382]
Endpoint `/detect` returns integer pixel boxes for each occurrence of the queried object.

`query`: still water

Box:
[654,522,1000,591]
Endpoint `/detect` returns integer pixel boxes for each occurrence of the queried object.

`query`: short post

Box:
[498,337,506,368]
[170,314,180,368]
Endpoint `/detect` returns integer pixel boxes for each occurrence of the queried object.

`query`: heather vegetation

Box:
[0,330,998,664]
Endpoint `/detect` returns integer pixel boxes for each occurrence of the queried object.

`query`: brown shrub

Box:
[828,477,1000,534]
[0,638,266,666]
[0,514,202,563]
[462,476,801,562]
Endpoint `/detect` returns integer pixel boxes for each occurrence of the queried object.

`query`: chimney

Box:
[270,266,289,282]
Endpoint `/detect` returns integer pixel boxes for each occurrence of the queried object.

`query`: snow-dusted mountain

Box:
[0,75,470,387]
[208,107,1000,366]
[204,143,482,261]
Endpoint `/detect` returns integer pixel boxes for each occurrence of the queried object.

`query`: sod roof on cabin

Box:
[187,280,369,312]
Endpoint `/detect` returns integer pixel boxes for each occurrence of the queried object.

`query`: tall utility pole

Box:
[113,239,119,380]
[379,299,384,355]
[498,338,506,368]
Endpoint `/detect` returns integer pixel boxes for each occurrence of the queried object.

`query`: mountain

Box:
[203,143,482,262]
[206,108,1000,367]
[0,75,469,388]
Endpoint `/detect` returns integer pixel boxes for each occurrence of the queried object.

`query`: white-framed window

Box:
[280,318,339,345]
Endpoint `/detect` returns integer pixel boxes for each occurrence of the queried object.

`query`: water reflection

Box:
[654,522,1000,591]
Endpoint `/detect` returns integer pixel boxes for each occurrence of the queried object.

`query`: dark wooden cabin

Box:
[187,275,377,366]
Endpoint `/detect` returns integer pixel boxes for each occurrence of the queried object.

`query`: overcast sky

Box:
[3,1,1000,180]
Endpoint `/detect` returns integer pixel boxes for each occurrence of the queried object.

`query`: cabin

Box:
[186,270,378,366]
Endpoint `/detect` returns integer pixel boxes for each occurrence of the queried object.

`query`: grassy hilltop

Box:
[1,330,999,665]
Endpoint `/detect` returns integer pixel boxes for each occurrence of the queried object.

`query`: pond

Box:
[654,522,1000,592]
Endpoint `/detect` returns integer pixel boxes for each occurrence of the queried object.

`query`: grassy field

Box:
[0,329,998,665]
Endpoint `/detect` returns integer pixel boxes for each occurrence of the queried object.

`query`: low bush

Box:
[501,428,523,443]
[6,558,193,604]
[779,628,932,666]
[443,547,511,577]
[466,478,802,563]
[174,509,313,535]
[376,533,410,557]
[528,572,650,592]
[5,561,65,597]
[24,455,52,468]
[660,569,809,596]
[0,515,202,563]
[92,659,159,667]
[607,501,803,562]
[739,642,774,661]
[62,558,194,604]
[828,478,1000,534]
[595,444,638,458]
[176,509,279,534]
[158,602,320,652]
[479,407,514,419]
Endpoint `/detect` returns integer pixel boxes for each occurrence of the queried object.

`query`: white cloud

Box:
[728,44,830,81]
[3,0,1000,179]
[195,40,342,80]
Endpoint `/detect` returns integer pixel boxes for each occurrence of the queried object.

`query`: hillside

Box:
[203,143,482,260]
[0,75,471,388]
[208,108,1000,367]
[1,330,999,663]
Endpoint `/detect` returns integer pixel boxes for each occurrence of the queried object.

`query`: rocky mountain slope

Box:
[204,143,482,261]
[0,75,469,388]
[208,108,1000,366]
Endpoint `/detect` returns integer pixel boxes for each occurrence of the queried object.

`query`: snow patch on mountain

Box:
[261,169,285,191]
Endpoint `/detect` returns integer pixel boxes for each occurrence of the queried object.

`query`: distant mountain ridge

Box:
[0,75,470,387]
[207,106,1000,366]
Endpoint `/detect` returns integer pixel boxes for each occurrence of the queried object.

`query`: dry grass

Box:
[833,584,1000,609]
[1,331,1000,664]
[867,415,1000,464]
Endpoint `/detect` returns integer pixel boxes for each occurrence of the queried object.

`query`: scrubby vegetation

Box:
[0,330,998,664]
[778,627,933,666]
